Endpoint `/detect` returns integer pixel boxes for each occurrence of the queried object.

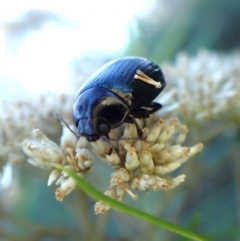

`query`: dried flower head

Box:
[22,126,93,201]
[22,115,203,214]
[94,117,203,214]
[161,50,240,122]
[0,91,73,170]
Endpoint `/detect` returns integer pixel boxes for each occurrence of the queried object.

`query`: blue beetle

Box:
[73,56,166,142]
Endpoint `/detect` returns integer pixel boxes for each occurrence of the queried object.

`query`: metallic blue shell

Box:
[75,57,165,108]
[72,56,166,141]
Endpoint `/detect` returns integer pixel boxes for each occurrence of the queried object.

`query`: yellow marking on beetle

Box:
[134,69,162,89]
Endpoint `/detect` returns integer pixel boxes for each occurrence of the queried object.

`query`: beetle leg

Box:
[130,108,150,118]
[130,102,162,118]
[125,116,143,137]
[145,102,162,114]
[134,70,162,89]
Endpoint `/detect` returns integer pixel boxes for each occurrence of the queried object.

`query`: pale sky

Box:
[0,0,155,96]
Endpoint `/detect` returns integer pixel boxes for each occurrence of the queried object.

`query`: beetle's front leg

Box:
[125,116,143,138]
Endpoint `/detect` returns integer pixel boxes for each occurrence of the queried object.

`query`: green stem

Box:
[63,168,210,241]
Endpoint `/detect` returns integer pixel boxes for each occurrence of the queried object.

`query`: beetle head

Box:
[75,117,111,142]
[73,87,129,142]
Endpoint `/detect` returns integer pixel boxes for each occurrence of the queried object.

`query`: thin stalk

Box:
[63,167,210,241]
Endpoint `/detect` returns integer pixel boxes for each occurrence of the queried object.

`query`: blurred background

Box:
[0,0,240,240]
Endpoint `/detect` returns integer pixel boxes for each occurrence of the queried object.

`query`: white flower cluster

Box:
[160,50,240,122]
[22,115,203,214]
[22,126,94,201]
[94,117,203,214]
[0,92,73,168]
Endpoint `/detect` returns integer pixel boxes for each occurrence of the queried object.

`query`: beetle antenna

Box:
[55,113,80,139]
